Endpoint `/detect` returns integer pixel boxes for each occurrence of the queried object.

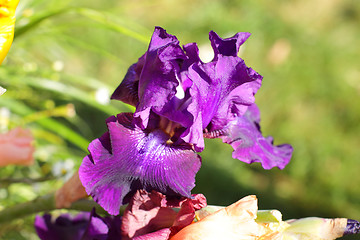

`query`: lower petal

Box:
[79,113,201,215]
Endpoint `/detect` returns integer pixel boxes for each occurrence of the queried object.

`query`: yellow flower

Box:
[0,0,19,64]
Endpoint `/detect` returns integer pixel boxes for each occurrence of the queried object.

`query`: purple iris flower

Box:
[79,27,293,215]
[34,209,122,240]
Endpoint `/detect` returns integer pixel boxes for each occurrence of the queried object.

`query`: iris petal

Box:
[110,63,140,106]
[79,113,201,215]
[181,56,262,151]
[209,31,251,59]
[206,104,293,169]
[134,27,186,129]
[110,28,262,151]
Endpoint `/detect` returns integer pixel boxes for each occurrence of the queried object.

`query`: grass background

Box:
[1,0,360,239]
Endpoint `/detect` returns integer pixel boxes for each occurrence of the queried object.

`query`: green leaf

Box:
[1,98,89,152]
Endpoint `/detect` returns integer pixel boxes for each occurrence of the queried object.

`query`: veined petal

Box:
[79,113,201,215]
[181,54,262,151]
[205,104,293,169]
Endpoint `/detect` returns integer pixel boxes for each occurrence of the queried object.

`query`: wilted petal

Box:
[55,170,88,209]
[121,190,206,239]
[213,104,292,169]
[79,113,201,215]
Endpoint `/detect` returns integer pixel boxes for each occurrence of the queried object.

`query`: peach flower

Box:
[171,195,355,240]
[171,195,268,240]
[0,127,35,167]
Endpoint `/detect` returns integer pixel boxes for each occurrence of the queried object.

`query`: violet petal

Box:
[35,213,90,240]
[111,63,140,106]
[209,31,251,59]
[79,113,201,215]
[134,27,186,129]
[210,104,293,169]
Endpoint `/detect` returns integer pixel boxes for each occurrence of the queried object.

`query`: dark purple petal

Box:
[35,210,122,240]
[176,31,262,150]
[206,104,293,169]
[110,63,140,106]
[180,55,262,151]
[344,219,360,235]
[81,210,110,240]
[209,31,251,59]
[35,213,91,240]
[134,27,187,128]
[110,28,262,152]
[79,113,201,215]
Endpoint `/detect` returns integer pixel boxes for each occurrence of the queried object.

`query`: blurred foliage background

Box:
[0,0,359,239]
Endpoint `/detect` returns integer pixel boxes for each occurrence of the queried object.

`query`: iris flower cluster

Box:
[33,27,360,240]
[79,27,293,216]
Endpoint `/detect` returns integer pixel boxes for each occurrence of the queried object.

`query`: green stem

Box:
[0,194,55,223]
[0,193,115,224]
[0,176,57,185]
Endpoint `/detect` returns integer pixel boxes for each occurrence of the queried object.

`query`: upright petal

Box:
[180,55,262,151]
[134,27,187,128]
[110,62,141,106]
[79,113,201,215]
[209,31,251,60]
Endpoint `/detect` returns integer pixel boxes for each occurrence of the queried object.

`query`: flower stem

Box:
[0,193,110,224]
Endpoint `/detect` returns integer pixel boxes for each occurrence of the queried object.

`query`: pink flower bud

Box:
[0,127,35,167]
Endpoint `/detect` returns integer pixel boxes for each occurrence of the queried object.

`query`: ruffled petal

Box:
[134,27,187,128]
[79,113,201,215]
[110,28,262,152]
[180,55,262,151]
[205,104,293,169]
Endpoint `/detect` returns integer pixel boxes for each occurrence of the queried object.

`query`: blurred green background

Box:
[1,0,360,239]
